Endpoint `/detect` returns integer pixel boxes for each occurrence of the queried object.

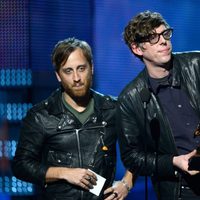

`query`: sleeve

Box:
[12,109,49,186]
[117,92,175,178]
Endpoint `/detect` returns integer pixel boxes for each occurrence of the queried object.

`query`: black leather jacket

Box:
[118,52,200,199]
[12,88,117,200]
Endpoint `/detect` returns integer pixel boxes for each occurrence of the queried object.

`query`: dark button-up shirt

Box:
[149,74,200,155]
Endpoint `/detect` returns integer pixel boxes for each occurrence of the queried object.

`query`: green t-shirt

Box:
[62,93,94,124]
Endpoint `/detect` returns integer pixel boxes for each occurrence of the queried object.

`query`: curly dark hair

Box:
[51,37,93,72]
[123,10,170,59]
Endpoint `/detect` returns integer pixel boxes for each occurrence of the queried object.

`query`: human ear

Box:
[55,71,61,82]
[91,65,94,75]
[131,43,143,56]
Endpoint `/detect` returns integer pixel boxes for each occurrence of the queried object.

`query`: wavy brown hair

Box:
[123,10,170,60]
[51,37,93,72]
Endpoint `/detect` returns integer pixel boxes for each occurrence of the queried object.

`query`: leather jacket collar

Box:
[44,88,116,116]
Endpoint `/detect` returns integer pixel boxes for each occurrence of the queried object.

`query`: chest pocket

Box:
[47,150,72,167]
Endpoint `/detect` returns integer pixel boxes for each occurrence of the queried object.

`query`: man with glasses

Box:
[118,10,200,199]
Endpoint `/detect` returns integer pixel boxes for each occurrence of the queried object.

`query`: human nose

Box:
[159,33,167,43]
[73,71,81,82]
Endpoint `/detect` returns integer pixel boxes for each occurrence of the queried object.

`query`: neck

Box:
[146,61,172,79]
[144,57,172,78]
[147,66,170,78]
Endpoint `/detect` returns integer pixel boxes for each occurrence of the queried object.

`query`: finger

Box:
[188,150,197,157]
[80,182,90,190]
[187,170,199,175]
[104,186,114,195]
[113,192,118,199]
[84,175,91,180]
[87,170,97,180]
[83,174,96,186]
[87,171,97,181]
[89,176,97,185]
[82,178,94,189]
[104,195,112,200]
[104,192,117,200]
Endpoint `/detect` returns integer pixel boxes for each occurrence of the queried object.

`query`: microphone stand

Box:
[140,88,150,200]
[150,117,160,199]
[144,101,148,200]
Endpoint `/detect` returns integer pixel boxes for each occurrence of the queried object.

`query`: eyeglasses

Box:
[136,28,173,44]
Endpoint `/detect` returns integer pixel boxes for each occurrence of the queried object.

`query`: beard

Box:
[62,75,92,102]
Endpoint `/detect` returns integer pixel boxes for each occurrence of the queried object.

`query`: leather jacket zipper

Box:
[75,129,84,200]
[75,129,82,167]
[58,119,109,199]
[88,121,107,168]
[74,121,108,168]
[75,123,107,200]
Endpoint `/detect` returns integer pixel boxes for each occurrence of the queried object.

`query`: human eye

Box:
[163,29,172,39]
[63,68,72,74]
[78,65,86,72]
[149,33,158,43]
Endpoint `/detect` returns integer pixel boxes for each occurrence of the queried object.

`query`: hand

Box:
[103,181,129,200]
[61,168,97,190]
[173,150,200,175]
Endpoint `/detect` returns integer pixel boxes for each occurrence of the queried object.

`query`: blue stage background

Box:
[1,0,200,199]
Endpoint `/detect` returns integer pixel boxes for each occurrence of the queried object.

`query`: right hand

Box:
[173,150,200,175]
[104,181,129,200]
[61,168,97,190]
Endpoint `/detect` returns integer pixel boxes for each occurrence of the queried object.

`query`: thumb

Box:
[104,186,113,195]
[187,149,197,158]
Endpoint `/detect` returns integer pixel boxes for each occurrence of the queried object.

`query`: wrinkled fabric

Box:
[118,52,200,199]
[12,89,117,200]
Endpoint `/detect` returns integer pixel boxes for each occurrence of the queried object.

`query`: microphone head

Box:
[140,88,151,103]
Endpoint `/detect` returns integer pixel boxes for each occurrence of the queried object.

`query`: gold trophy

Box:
[188,123,200,170]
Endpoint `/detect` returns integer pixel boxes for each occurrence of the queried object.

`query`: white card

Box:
[88,169,106,196]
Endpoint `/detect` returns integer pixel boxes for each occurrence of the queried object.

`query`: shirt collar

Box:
[148,72,172,94]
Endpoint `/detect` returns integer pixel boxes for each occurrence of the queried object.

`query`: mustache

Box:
[72,82,84,87]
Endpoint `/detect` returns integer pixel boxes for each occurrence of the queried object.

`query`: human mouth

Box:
[159,47,171,55]
[73,83,84,88]
[160,48,169,52]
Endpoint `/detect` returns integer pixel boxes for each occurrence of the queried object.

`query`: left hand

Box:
[103,181,129,200]
[173,150,200,175]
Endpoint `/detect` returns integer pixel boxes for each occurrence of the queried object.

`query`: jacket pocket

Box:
[47,150,72,167]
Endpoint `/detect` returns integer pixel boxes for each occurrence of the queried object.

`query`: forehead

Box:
[153,24,167,33]
[62,48,87,68]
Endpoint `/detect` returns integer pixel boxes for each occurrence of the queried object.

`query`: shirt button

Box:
[186,122,190,126]
[177,104,182,108]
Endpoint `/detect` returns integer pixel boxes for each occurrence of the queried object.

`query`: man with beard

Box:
[12,38,133,200]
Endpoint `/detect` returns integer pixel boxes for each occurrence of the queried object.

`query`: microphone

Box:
[150,117,160,196]
[140,88,151,200]
[140,88,151,109]
[150,117,160,166]
[150,118,160,142]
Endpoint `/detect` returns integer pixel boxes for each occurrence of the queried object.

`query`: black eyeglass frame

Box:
[135,28,173,45]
